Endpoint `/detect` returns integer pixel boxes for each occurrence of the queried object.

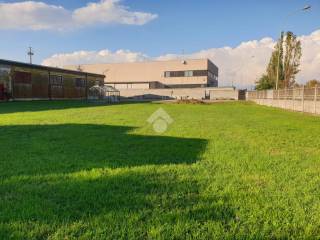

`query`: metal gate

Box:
[238,90,246,100]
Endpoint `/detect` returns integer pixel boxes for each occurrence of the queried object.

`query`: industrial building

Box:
[0,59,105,101]
[65,58,242,100]
[66,59,219,89]
[65,59,240,100]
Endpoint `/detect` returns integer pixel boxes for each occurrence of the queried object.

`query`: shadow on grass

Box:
[0,100,147,115]
[0,124,235,238]
[0,101,97,114]
[0,124,207,178]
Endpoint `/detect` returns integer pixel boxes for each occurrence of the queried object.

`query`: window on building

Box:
[0,66,11,87]
[173,71,184,77]
[164,70,208,78]
[75,78,86,88]
[50,75,63,86]
[208,71,218,80]
[193,70,208,77]
[184,71,193,77]
[13,71,32,84]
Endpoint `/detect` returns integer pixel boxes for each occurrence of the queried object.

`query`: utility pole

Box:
[27,47,34,64]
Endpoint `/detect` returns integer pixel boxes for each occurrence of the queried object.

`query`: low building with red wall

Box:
[0,59,105,101]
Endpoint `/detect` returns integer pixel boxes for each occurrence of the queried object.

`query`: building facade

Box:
[65,59,218,89]
[0,59,104,101]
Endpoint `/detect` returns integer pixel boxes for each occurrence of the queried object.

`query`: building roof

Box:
[66,58,218,70]
[0,59,105,78]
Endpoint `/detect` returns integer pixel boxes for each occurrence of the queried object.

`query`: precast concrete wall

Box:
[119,87,240,100]
[248,87,320,115]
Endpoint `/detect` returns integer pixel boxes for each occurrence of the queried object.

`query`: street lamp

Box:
[275,5,311,90]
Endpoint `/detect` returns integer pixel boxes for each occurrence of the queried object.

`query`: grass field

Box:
[1,101,320,239]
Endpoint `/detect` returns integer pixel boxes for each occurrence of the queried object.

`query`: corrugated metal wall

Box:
[13,71,33,99]
[10,67,104,100]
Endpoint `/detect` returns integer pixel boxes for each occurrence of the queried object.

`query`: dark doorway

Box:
[238,90,247,100]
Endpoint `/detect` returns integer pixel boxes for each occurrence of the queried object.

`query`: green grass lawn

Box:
[1,101,320,239]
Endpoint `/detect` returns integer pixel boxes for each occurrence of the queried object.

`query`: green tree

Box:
[267,32,284,86]
[255,74,274,90]
[255,31,301,89]
[305,79,320,88]
[283,32,302,88]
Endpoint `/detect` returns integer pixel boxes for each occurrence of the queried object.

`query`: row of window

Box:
[50,75,63,86]
[50,75,86,87]
[164,70,214,78]
[75,78,86,87]
[13,72,86,87]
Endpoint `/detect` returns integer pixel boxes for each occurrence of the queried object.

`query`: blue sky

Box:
[0,0,319,64]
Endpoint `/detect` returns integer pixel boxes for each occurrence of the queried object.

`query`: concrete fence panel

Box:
[248,87,320,115]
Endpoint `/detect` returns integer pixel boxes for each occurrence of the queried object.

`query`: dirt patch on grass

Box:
[176,99,207,104]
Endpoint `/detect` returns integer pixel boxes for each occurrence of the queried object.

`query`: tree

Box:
[255,33,284,90]
[305,79,320,88]
[255,31,302,90]
[283,32,302,88]
[267,32,285,87]
[255,74,274,90]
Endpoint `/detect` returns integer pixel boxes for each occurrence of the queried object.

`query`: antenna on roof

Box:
[181,49,187,64]
[27,47,34,64]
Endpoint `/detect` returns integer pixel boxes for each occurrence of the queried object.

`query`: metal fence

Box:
[247,87,320,115]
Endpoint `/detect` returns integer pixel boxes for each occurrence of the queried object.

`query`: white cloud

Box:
[73,0,158,26]
[42,49,148,67]
[0,1,71,30]
[42,30,320,88]
[298,30,320,83]
[0,0,157,31]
